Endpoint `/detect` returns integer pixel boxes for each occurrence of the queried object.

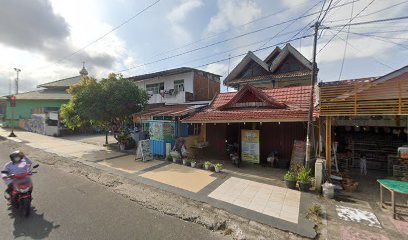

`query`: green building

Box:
[0,65,88,128]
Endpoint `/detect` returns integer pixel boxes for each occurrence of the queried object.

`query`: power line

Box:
[121,0,363,74]
[259,0,324,49]
[317,0,376,55]
[338,0,355,80]
[327,29,395,70]
[30,0,161,71]
[326,15,408,28]
[325,0,408,24]
[149,0,324,60]
[119,35,313,73]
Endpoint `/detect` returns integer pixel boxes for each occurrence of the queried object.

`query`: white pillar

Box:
[315,158,324,193]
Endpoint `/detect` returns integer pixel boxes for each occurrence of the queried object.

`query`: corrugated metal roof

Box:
[126,67,222,82]
[133,104,207,118]
[11,89,71,100]
[37,76,81,88]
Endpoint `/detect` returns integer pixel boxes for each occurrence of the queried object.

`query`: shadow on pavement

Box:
[8,206,60,239]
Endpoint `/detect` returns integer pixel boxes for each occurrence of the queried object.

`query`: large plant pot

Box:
[215,167,221,173]
[204,165,210,170]
[285,180,297,189]
[119,144,125,151]
[298,182,311,192]
[191,162,196,168]
[182,159,187,165]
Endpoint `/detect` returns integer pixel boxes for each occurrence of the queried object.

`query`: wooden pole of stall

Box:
[325,116,332,176]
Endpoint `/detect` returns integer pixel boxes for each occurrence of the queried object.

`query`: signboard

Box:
[241,130,260,163]
[135,140,153,162]
[290,140,306,170]
[148,120,175,141]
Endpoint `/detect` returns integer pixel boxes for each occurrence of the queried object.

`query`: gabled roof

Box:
[269,43,312,73]
[224,44,313,86]
[223,51,269,85]
[37,76,81,88]
[183,85,316,123]
[264,47,282,65]
[218,84,286,110]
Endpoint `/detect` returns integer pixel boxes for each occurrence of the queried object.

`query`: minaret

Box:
[79,61,88,76]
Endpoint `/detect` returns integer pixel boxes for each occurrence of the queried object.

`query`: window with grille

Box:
[146,83,164,94]
[174,80,184,94]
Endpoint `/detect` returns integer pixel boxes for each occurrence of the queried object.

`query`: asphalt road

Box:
[0,142,225,240]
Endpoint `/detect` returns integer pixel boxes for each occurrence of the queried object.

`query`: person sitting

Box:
[2,151,33,200]
[172,137,186,158]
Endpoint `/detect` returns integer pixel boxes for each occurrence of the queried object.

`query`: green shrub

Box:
[297,167,312,183]
[284,170,297,181]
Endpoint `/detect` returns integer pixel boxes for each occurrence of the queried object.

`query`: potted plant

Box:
[297,167,312,192]
[183,159,191,166]
[166,155,173,162]
[196,162,204,169]
[204,161,212,170]
[190,160,196,168]
[214,163,223,173]
[284,170,297,189]
[173,155,181,163]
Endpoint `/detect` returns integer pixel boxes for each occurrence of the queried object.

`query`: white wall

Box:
[134,72,194,93]
[134,72,194,104]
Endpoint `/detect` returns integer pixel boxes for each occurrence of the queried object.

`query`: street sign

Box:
[9,95,16,107]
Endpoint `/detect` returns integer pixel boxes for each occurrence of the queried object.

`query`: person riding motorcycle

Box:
[2,151,33,200]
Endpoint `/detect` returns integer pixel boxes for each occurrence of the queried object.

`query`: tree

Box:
[60,73,149,145]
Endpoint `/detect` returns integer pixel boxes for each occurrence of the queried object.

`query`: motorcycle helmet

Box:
[10,150,24,164]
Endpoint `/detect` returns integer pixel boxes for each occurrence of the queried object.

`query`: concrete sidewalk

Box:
[0,128,317,238]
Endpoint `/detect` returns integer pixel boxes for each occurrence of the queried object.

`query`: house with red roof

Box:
[182,44,317,166]
[183,84,317,165]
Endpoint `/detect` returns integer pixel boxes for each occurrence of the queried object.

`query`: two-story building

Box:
[128,67,221,157]
[128,67,221,105]
[183,44,317,167]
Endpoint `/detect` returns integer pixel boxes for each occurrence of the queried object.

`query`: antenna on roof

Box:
[227,54,231,92]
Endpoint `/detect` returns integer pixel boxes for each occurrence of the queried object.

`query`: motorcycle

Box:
[226,143,241,167]
[2,164,39,217]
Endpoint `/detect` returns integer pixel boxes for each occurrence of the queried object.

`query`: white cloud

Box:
[166,0,203,45]
[281,0,309,8]
[205,63,228,77]
[205,0,262,35]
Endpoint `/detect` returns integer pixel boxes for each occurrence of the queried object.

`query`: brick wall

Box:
[193,72,220,101]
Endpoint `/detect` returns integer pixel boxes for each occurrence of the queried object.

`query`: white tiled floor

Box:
[208,177,301,223]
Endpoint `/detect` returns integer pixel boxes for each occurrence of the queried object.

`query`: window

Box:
[146,82,164,94]
[174,80,184,93]
[188,123,201,136]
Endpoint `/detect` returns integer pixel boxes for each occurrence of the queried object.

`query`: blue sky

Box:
[1,0,408,95]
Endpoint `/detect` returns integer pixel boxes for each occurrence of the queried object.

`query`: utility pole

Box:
[14,68,21,94]
[305,22,319,167]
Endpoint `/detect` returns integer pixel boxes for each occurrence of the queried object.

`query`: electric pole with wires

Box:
[305,21,319,168]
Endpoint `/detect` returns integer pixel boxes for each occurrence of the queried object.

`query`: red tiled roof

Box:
[228,70,311,84]
[183,86,316,123]
[218,84,286,110]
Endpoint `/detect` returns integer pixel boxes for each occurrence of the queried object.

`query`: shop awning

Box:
[133,104,207,122]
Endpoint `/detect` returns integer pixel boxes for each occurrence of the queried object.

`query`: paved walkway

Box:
[0,128,316,238]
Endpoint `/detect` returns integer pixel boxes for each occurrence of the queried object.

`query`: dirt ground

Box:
[1,138,316,240]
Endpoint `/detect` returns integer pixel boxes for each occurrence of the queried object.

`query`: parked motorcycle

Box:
[2,164,39,217]
[226,143,241,167]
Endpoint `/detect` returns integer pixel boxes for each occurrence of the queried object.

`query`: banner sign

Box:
[241,129,260,163]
